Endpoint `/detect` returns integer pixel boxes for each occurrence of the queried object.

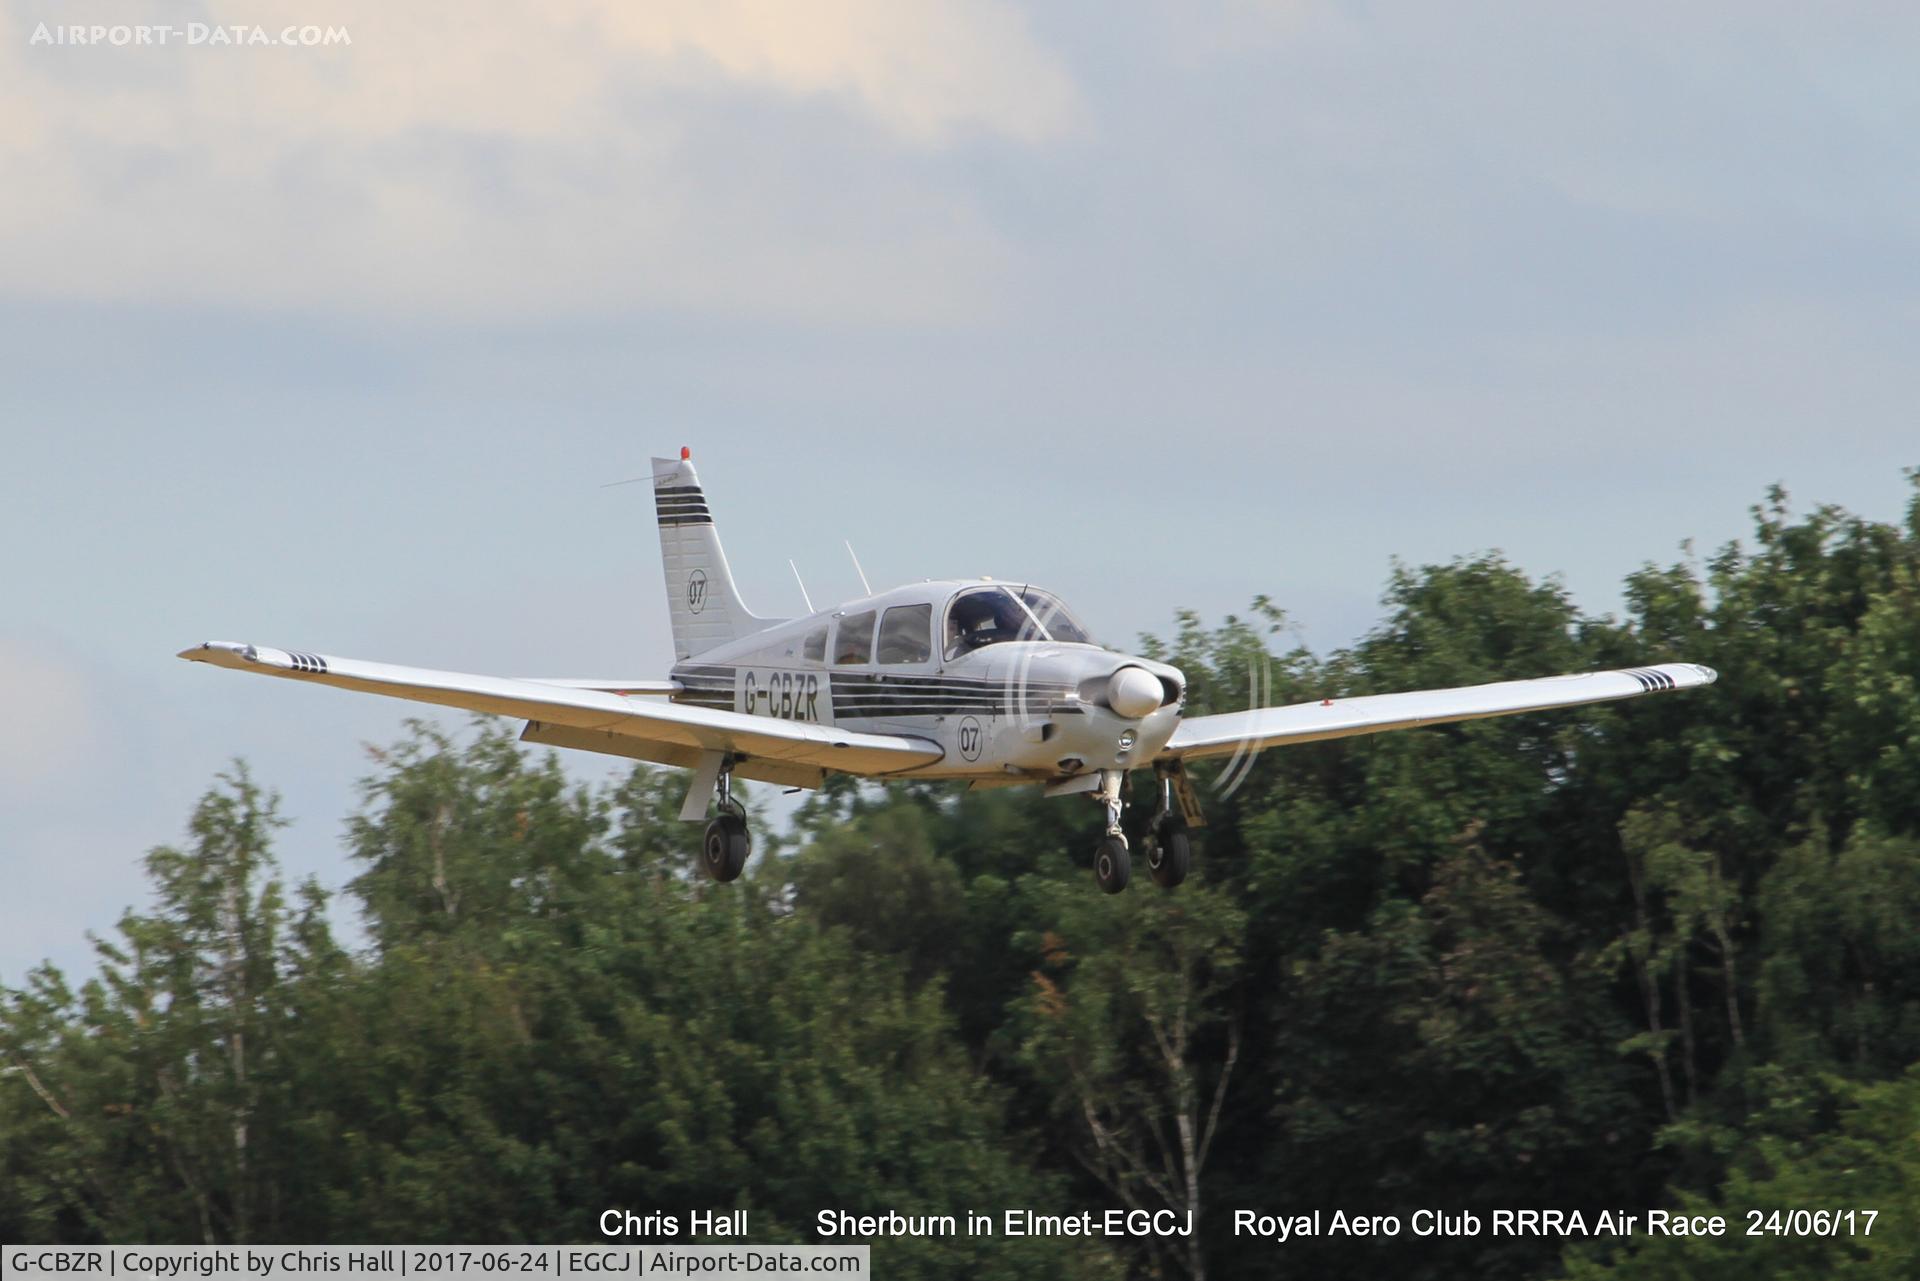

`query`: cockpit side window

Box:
[834,611,875,665]
[945,586,1095,659]
[876,604,932,664]
[944,587,1028,659]
[802,627,827,663]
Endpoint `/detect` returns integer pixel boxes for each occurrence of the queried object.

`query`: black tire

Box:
[702,813,751,882]
[1147,818,1192,889]
[1094,834,1131,894]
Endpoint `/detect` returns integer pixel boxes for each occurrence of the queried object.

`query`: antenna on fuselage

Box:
[789,560,816,614]
[844,540,873,596]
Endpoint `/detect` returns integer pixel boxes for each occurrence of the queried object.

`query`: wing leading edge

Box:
[1161,662,1717,761]
[177,641,941,783]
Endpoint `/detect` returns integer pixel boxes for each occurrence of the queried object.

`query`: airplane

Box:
[180,448,1717,894]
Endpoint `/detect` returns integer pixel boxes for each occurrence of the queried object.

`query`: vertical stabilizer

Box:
[652,452,783,659]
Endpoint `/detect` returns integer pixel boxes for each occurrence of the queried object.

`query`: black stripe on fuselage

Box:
[664,664,1083,719]
[830,672,1076,718]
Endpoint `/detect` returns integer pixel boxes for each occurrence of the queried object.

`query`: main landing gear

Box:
[700,757,751,883]
[1144,818,1192,889]
[1088,767,1193,894]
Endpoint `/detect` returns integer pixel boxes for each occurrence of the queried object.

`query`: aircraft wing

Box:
[177,641,941,779]
[1161,662,1717,761]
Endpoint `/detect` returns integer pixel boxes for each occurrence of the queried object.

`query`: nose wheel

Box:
[1088,770,1133,893]
[1094,833,1131,894]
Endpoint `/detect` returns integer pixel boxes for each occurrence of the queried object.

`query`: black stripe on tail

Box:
[654,485,714,527]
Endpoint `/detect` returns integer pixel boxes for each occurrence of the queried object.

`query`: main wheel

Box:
[1147,817,1192,889]
[1093,834,1131,894]
[702,813,751,882]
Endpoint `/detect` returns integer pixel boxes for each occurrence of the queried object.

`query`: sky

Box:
[3,1,1917,981]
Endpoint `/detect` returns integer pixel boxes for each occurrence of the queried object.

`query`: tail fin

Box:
[652,451,785,659]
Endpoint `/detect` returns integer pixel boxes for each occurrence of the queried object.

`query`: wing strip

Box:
[1161,662,1717,761]
[179,641,940,775]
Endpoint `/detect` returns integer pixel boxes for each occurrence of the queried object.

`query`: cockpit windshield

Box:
[944,586,1093,659]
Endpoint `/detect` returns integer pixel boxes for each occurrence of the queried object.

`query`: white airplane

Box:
[181,449,1717,893]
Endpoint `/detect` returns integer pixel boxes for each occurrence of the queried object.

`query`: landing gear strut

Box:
[1091,770,1131,894]
[700,756,751,883]
[1142,767,1191,889]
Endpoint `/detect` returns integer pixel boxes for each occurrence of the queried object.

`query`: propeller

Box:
[1214,654,1273,798]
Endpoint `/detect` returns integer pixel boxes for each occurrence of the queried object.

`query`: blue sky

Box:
[3,1,1917,980]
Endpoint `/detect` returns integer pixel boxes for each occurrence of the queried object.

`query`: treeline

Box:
[4,481,1919,1279]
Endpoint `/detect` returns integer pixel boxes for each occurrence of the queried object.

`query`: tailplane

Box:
[652,450,784,659]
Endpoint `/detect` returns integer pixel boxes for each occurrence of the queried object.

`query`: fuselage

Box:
[667,578,1185,782]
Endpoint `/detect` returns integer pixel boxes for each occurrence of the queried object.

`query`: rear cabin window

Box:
[876,604,932,664]
[802,627,827,663]
[834,611,876,665]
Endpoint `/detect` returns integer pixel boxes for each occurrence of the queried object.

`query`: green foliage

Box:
[1562,1069,1920,1281]
[2,731,1098,1277]
[1756,827,1920,1074]
[1010,873,1246,1280]
[0,767,336,1243]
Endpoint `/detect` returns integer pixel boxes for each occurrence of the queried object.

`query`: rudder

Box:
[652,451,784,659]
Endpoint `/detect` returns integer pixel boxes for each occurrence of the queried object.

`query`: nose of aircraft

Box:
[1106,665,1164,719]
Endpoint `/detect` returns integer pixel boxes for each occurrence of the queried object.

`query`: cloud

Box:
[599,1,1081,146]
[0,0,1081,319]
[0,637,99,794]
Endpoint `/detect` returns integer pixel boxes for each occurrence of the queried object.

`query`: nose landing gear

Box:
[1092,770,1131,894]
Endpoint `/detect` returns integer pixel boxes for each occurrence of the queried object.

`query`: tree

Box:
[1013,874,1246,1281]
[1265,836,1642,1281]
[0,766,338,1242]
[1562,1068,1920,1281]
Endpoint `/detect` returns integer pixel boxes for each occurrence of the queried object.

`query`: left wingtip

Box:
[178,641,257,664]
